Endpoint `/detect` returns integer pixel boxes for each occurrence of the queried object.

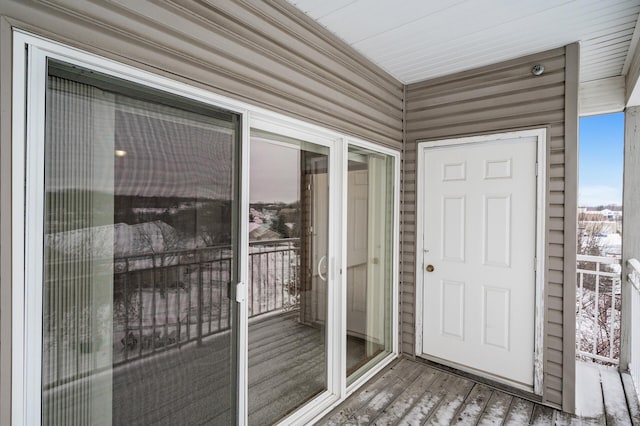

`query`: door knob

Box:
[426,264,434,272]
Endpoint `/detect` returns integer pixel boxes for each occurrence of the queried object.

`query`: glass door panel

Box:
[346,146,395,384]
[248,130,330,425]
[42,60,240,425]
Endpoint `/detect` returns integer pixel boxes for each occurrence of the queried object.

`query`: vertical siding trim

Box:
[562,42,579,414]
[400,84,409,357]
[0,17,13,426]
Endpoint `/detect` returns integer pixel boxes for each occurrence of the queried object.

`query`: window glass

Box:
[247,129,330,425]
[42,60,240,425]
[346,146,395,384]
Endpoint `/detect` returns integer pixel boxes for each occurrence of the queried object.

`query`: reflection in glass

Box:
[42,60,239,424]
[346,146,394,384]
[248,130,329,425]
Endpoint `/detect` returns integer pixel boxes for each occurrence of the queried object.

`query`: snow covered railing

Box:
[627,258,640,400]
[576,254,622,365]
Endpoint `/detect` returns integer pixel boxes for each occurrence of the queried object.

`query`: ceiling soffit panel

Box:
[287,0,640,86]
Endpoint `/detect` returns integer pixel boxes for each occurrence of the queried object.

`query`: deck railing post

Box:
[594,261,600,356]
[626,259,640,400]
[197,251,203,346]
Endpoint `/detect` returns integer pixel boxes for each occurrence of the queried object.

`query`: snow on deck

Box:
[318,359,640,425]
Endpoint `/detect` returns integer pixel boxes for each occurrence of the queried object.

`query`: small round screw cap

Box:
[531,64,545,76]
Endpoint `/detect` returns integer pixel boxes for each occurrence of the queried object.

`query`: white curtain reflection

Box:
[43,75,115,425]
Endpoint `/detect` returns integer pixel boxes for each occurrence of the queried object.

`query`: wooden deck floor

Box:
[112,311,331,425]
[317,358,640,425]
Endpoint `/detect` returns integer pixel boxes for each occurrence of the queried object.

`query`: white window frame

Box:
[340,139,400,397]
[11,30,400,426]
[248,113,344,426]
[12,30,252,426]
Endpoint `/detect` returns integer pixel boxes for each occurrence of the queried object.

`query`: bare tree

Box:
[576,220,620,364]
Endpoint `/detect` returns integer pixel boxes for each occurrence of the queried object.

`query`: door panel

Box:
[41,60,241,425]
[345,148,395,382]
[248,131,330,425]
[421,137,537,388]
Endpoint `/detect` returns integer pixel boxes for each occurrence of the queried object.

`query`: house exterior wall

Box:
[400,45,579,411]
[0,0,582,419]
[0,1,403,422]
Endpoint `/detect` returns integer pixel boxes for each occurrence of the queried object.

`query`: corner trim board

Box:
[561,42,579,414]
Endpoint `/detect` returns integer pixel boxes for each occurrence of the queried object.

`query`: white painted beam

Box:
[626,21,640,106]
[579,77,625,116]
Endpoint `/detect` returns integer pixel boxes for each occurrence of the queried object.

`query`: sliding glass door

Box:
[40,59,241,425]
[345,145,396,384]
[18,36,398,426]
[247,129,333,425]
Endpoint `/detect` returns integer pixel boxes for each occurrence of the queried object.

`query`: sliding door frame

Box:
[11,30,399,426]
[12,31,251,426]
[340,139,400,397]
[249,114,343,425]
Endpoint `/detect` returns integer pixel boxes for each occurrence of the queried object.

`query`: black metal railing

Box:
[248,238,300,317]
[43,239,300,387]
[114,239,300,364]
[113,245,234,365]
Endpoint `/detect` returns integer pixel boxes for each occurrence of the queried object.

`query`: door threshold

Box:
[414,355,545,405]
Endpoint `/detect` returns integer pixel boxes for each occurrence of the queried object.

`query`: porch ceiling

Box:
[287,0,640,86]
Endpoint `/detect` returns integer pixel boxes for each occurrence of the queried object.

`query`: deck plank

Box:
[423,375,474,425]
[249,329,322,386]
[321,358,413,425]
[368,367,441,425]
[319,359,640,426]
[450,383,493,425]
[502,397,534,425]
[575,361,605,419]
[557,413,604,426]
[621,372,640,426]
[600,366,632,425]
[476,391,513,425]
[396,372,458,425]
[530,403,555,425]
[342,364,428,424]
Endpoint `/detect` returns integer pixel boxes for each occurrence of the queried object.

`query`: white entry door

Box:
[420,135,539,389]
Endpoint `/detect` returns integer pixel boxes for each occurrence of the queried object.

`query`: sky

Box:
[579,112,624,207]
[250,139,300,204]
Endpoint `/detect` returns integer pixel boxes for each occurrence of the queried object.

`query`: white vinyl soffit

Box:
[287,0,640,85]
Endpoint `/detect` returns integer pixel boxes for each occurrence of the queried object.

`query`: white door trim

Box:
[414,129,546,396]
